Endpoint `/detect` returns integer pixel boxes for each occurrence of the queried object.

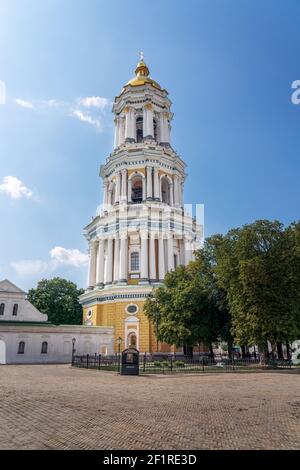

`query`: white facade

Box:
[0,280,114,364]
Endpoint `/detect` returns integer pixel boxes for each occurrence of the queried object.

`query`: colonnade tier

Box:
[87,234,194,290]
[114,107,171,149]
[103,168,183,208]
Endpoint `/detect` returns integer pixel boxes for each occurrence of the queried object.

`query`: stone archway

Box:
[0,340,6,364]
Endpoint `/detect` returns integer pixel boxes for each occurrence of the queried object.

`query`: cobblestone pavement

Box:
[0,365,300,450]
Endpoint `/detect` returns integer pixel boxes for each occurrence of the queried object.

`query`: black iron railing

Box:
[72,353,293,374]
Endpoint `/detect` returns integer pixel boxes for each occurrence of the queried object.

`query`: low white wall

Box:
[0,325,114,364]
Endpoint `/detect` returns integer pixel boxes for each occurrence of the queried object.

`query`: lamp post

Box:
[71,337,76,366]
[117,336,122,374]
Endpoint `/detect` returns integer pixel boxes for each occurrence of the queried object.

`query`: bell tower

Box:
[79,55,202,353]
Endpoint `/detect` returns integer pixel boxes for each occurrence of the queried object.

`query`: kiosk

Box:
[121,347,139,375]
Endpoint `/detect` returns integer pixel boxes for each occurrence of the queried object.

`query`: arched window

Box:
[161,177,170,204]
[18,341,25,354]
[128,332,137,348]
[136,117,143,143]
[153,118,158,142]
[41,341,48,354]
[131,175,143,203]
[12,304,18,316]
[0,303,4,315]
[130,252,140,272]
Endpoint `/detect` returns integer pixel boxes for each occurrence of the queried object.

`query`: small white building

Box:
[0,279,114,364]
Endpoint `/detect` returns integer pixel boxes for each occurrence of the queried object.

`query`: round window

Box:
[126,304,138,314]
[86,309,92,319]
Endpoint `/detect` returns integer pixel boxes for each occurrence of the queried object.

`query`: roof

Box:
[0,279,26,294]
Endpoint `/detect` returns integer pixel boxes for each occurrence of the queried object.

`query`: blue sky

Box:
[0,0,299,291]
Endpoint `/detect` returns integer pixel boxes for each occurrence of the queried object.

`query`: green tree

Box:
[213,220,300,358]
[144,246,230,356]
[28,277,84,325]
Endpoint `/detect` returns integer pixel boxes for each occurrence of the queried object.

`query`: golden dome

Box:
[125,54,162,90]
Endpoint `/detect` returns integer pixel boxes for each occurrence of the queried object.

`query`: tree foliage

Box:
[212,220,300,348]
[28,277,84,325]
[144,245,230,353]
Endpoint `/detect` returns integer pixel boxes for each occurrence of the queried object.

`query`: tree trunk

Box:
[286,340,291,360]
[258,341,269,364]
[183,344,193,358]
[227,335,233,360]
[241,344,250,358]
[209,342,215,360]
[276,342,284,360]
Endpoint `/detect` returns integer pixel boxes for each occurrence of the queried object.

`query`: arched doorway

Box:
[127,332,137,348]
[0,340,6,364]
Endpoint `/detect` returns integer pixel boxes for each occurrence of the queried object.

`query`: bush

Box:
[153,361,162,367]
[200,356,210,365]
[174,360,185,367]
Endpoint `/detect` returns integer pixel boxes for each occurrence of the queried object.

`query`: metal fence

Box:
[72,353,293,374]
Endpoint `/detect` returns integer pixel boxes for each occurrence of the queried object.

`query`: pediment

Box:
[0,279,26,294]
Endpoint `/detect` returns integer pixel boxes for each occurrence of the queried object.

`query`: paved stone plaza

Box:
[0,365,299,450]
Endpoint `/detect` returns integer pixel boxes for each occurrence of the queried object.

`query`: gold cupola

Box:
[125,52,162,90]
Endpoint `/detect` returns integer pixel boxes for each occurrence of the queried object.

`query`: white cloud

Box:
[11,247,88,279]
[13,95,110,132]
[50,246,88,267]
[15,98,34,109]
[78,96,110,109]
[11,260,48,277]
[44,99,64,108]
[0,176,33,199]
[71,109,103,131]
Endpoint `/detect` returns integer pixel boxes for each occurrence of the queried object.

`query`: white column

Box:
[114,118,119,149]
[119,235,128,283]
[105,238,113,284]
[88,241,97,288]
[173,175,179,206]
[146,167,152,199]
[96,239,104,286]
[119,116,125,145]
[115,172,121,203]
[169,183,174,206]
[125,108,135,142]
[154,168,159,200]
[121,169,127,202]
[103,180,109,211]
[127,177,132,203]
[143,107,148,138]
[158,237,165,281]
[163,112,170,143]
[142,176,146,201]
[149,236,156,281]
[113,236,119,283]
[159,113,165,143]
[131,110,136,141]
[144,105,153,138]
[140,233,149,282]
[167,235,174,272]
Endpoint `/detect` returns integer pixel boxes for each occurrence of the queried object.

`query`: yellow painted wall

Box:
[82,301,208,354]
